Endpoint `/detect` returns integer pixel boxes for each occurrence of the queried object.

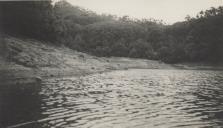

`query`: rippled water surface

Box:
[2,69,223,128]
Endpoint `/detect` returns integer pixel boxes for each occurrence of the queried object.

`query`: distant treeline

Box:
[1,0,223,63]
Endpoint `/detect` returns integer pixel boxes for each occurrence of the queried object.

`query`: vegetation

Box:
[1,0,223,63]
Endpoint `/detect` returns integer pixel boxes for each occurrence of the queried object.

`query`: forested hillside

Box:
[1,0,223,63]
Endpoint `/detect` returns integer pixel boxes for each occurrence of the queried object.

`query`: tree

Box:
[1,1,54,41]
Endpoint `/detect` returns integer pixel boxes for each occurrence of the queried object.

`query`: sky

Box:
[65,0,223,24]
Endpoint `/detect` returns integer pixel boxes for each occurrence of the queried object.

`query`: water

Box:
[1,69,223,128]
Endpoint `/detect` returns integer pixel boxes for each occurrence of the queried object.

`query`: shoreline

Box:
[0,58,174,85]
[1,36,223,85]
[1,60,223,86]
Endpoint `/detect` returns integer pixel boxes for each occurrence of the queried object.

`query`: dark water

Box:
[1,69,223,128]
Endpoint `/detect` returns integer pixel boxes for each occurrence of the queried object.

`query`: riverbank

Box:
[173,62,223,70]
[1,36,223,85]
[0,36,174,85]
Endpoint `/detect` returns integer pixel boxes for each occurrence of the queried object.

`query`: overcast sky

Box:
[66,0,223,24]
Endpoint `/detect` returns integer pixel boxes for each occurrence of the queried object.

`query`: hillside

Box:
[1,1,223,63]
[0,36,174,85]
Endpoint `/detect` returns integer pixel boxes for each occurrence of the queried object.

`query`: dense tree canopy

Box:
[0,0,54,40]
[1,0,223,63]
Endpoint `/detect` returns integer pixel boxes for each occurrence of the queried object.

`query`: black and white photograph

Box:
[1,0,223,127]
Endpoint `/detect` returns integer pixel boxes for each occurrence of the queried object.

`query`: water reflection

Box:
[191,72,223,127]
[1,69,223,128]
[0,83,43,127]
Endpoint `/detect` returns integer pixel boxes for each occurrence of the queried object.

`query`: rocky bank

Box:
[0,36,174,85]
